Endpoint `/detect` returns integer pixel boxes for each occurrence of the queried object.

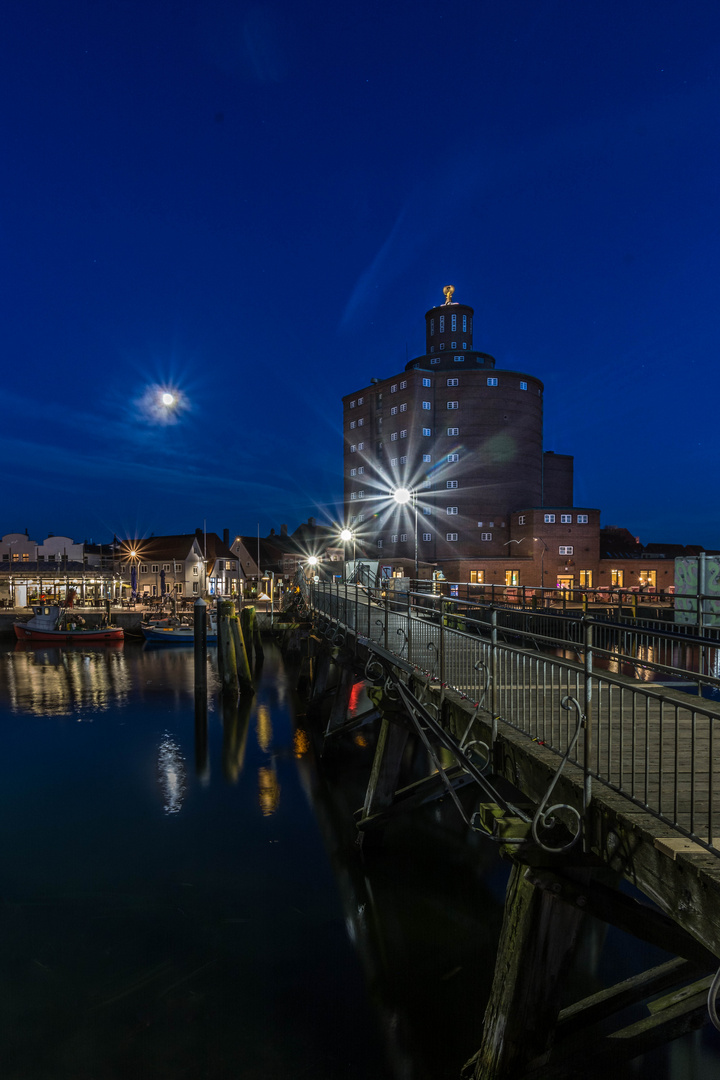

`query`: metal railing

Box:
[308,580,720,855]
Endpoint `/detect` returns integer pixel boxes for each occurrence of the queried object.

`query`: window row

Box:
[543,514,589,524]
[348,396,364,408]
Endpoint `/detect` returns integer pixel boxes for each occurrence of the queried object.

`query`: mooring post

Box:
[229,606,254,693]
[240,606,254,667]
[194,597,208,688]
[217,599,239,696]
[464,863,587,1080]
[248,605,264,663]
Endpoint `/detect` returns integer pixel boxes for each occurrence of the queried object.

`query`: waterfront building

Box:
[118,531,241,600]
[341,288,712,590]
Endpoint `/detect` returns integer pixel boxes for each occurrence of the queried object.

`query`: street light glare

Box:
[340,529,352,542]
[307,556,319,566]
[393,487,411,505]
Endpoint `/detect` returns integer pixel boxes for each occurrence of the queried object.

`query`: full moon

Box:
[161,392,174,406]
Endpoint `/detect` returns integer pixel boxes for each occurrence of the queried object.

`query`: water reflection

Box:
[257,764,280,816]
[157,733,186,814]
[4,643,131,715]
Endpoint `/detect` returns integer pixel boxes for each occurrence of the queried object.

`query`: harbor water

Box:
[1,638,720,1079]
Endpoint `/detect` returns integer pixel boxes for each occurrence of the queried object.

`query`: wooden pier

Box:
[278,583,720,1079]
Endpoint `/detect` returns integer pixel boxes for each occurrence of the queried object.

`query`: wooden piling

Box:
[229,606,254,693]
[464,862,587,1080]
[240,606,254,667]
[217,600,239,696]
[247,605,264,663]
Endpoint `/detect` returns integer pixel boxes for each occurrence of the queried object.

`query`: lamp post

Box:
[533,537,548,593]
[393,487,418,582]
[340,528,355,582]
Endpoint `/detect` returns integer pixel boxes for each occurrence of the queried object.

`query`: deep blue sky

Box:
[3,1,720,547]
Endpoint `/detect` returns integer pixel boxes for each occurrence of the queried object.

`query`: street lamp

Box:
[340,528,355,581]
[307,555,319,583]
[533,537,548,592]
[392,486,418,581]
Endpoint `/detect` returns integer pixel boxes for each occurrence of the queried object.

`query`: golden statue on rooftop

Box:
[443,285,455,305]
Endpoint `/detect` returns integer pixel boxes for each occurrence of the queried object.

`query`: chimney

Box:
[195,527,203,540]
[308,517,316,526]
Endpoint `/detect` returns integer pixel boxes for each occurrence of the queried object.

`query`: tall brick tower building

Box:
[342,287,596,584]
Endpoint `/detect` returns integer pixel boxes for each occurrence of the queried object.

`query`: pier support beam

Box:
[464,861,587,1080]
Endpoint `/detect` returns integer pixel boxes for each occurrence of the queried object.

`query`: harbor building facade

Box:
[342,287,600,586]
[340,287,703,592]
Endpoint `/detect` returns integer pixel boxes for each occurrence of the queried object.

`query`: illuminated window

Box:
[462,315,467,332]
[399,455,407,464]
[422,427,431,436]
[358,466,364,474]
[400,533,408,542]
[447,480,458,488]
[350,420,356,429]
[350,444,356,452]
[559,546,574,555]
[447,426,459,436]
[357,418,363,426]
[439,315,445,332]
[439,343,445,350]
[358,442,364,450]
[422,401,431,410]
[470,570,484,583]
[350,492,356,500]
[487,378,498,386]
[399,403,407,412]
[390,456,398,465]
[451,314,457,331]
[448,453,459,462]
[520,381,527,390]
[453,356,464,362]
[391,534,398,543]
[518,515,525,525]
[579,570,593,587]
[446,533,458,541]
[506,570,519,586]
[400,430,407,438]
[400,380,407,388]
[391,384,397,393]
[349,400,356,408]
[391,406,398,415]
[423,507,432,515]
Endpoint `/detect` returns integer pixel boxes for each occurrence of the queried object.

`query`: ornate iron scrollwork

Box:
[530,695,585,854]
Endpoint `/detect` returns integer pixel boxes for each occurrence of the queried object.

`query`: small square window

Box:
[400,429,407,438]
[399,455,407,464]
[422,453,431,462]
[447,480,458,488]
[447,378,458,386]
[358,396,364,404]
[377,539,383,548]
[357,417,364,426]
[439,343,445,350]
[350,492,356,500]
[423,507,432,516]
[422,427,431,436]
[349,400,356,409]
[448,453,459,462]
[422,401,431,410]
[422,378,431,387]
[577,514,589,523]
[447,401,459,409]
[487,377,498,386]
[390,456,398,465]
[446,506,458,515]
[399,380,407,389]
[453,355,464,363]
[391,384,397,393]
[350,420,356,429]
[350,468,356,476]
[431,357,439,364]
[391,534,398,543]
[350,444,357,452]
[544,514,555,523]
[451,341,457,348]
[390,406,398,415]
[422,532,432,541]
[358,466,364,474]
[520,381,527,390]
[400,403,407,412]
[559,545,574,556]
[447,427,459,436]
[446,532,458,541]
[391,432,398,441]
[358,442,364,450]
[561,514,572,523]
[400,533,408,542]
[518,515,525,525]
[481,532,492,541]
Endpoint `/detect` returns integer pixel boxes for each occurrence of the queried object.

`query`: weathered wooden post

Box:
[240,606,254,667]
[217,599,239,696]
[229,605,254,694]
[249,605,264,663]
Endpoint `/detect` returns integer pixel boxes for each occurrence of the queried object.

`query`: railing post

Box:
[440,598,446,685]
[491,606,498,746]
[407,588,413,666]
[384,590,389,650]
[583,615,593,834]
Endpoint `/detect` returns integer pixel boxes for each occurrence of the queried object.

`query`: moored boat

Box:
[141,608,218,644]
[14,605,124,643]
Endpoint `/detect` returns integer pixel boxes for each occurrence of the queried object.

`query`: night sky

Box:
[3,1,720,548]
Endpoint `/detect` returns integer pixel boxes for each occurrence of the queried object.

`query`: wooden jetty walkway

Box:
[278,579,720,1079]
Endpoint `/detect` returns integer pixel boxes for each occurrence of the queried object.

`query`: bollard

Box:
[249,605,264,663]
